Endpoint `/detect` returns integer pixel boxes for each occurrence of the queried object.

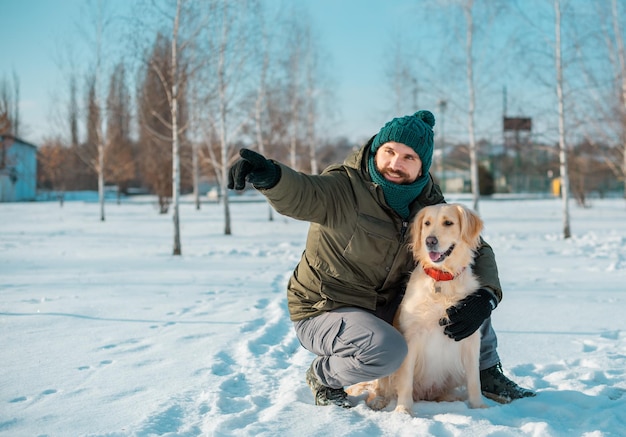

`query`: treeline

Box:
[2,0,625,245]
[34,1,336,218]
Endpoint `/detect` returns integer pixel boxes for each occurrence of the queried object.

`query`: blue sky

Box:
[3,0,581,149]
[2,0,439,146]
[1,0,71,143]
[1,0,129,144]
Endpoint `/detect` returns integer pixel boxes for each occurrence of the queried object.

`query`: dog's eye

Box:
[444,220,454,226]
[424,220,431,226]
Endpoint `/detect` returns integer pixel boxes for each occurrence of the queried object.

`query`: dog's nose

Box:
[425,236,438,249]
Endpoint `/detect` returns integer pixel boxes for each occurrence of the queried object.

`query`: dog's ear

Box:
[456,204,483,249]
[410,208,427,259]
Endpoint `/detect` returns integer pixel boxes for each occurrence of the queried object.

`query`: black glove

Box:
[440,288,498,341]
[227,148,281,190]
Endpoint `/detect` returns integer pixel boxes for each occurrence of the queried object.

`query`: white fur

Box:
[348,203,487,415]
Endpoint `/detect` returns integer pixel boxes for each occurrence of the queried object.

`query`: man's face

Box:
[374,141,423,185]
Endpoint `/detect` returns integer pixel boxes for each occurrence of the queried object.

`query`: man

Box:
[228,110,535,408]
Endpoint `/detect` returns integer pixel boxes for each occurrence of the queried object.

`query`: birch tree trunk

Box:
[216,2,231,235]
[84,76,103,214]
[304,25,319,175]
[464,0,480,212]
[306,93,318,175]
[285,10,304,171]
[171,0,182,255]
[554,0,571,238]
[192,140,200,210]
[289,54,300,171]
[254,17,273,221]
[611,0,626,199]
[204,0,256,235]
[92,0,107,222]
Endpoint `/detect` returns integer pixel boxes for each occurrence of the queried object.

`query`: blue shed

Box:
[0,135,38,202]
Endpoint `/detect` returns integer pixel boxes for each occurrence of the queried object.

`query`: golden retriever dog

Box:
[348,203,486,415]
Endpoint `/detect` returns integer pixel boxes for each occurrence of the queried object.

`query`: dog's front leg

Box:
[394,341,418,415]
[366,377,390,410]
[462,334,486,409]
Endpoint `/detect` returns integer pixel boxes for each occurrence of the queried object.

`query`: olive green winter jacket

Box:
[260,140,502,322]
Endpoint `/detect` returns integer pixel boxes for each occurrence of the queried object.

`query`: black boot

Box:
[305,363,353,408]
[480,362,536,404]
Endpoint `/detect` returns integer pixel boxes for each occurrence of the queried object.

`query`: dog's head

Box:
[409,203,484,272]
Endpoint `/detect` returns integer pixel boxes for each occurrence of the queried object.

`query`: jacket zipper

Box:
[400,220,409,242]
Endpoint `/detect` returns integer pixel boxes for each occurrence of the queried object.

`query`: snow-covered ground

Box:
[1,195,625,436]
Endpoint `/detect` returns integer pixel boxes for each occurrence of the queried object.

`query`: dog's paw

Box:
[367,395,389,411]
[394,404,414,416]
[468,401,488,409]
[345,382,368,396]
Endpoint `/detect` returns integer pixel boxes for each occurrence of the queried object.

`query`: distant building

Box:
[0,135,37,202]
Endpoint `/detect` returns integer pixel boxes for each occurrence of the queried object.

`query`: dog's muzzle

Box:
[428,243,456,263]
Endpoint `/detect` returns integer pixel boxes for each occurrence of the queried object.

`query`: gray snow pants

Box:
[294,307,500,389]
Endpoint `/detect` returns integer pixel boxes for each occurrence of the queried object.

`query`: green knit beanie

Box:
[371,110,435,177]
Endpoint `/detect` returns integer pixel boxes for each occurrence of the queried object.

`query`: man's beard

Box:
[379,166,413,185]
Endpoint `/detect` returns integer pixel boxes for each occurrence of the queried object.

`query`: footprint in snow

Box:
[581,341,598,353]
[600,330,620,340]
[211,351,236,377]
[216,373,258,426]
[254,298,269,309]
[240,318,264,333]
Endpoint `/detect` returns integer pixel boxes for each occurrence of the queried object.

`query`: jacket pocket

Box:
[317,280,378,311]
[343,213,396,273]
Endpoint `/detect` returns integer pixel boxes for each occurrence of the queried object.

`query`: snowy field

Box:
[1,195,626,437]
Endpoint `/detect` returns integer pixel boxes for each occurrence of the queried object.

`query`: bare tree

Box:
[609,0,626,198]
[75,0,112,222]
[67,72,95,192]
[105,61,135,203]
[277,6,331,175]
[72,74,102,194]
[302,20,329,176]
[0,108,9,136]
[462,0,481,211]
[37,138,72,206]
[554,0,571,238]
[69,74,80,149]
[48,40,86,192]
[283,10,306,171]
[138,33,176,214]
[169,0,184,255]
[133,0,204,254]
[92,1,107,222]
[251,2,274,220]
[187,79,204,210]
[0,74,19,136]
[305,46,318,175]
[0,84,12,174]
[199,0,257,235]
[408,1,510,205]
[191,137,201,210]
[11,71,19,137]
